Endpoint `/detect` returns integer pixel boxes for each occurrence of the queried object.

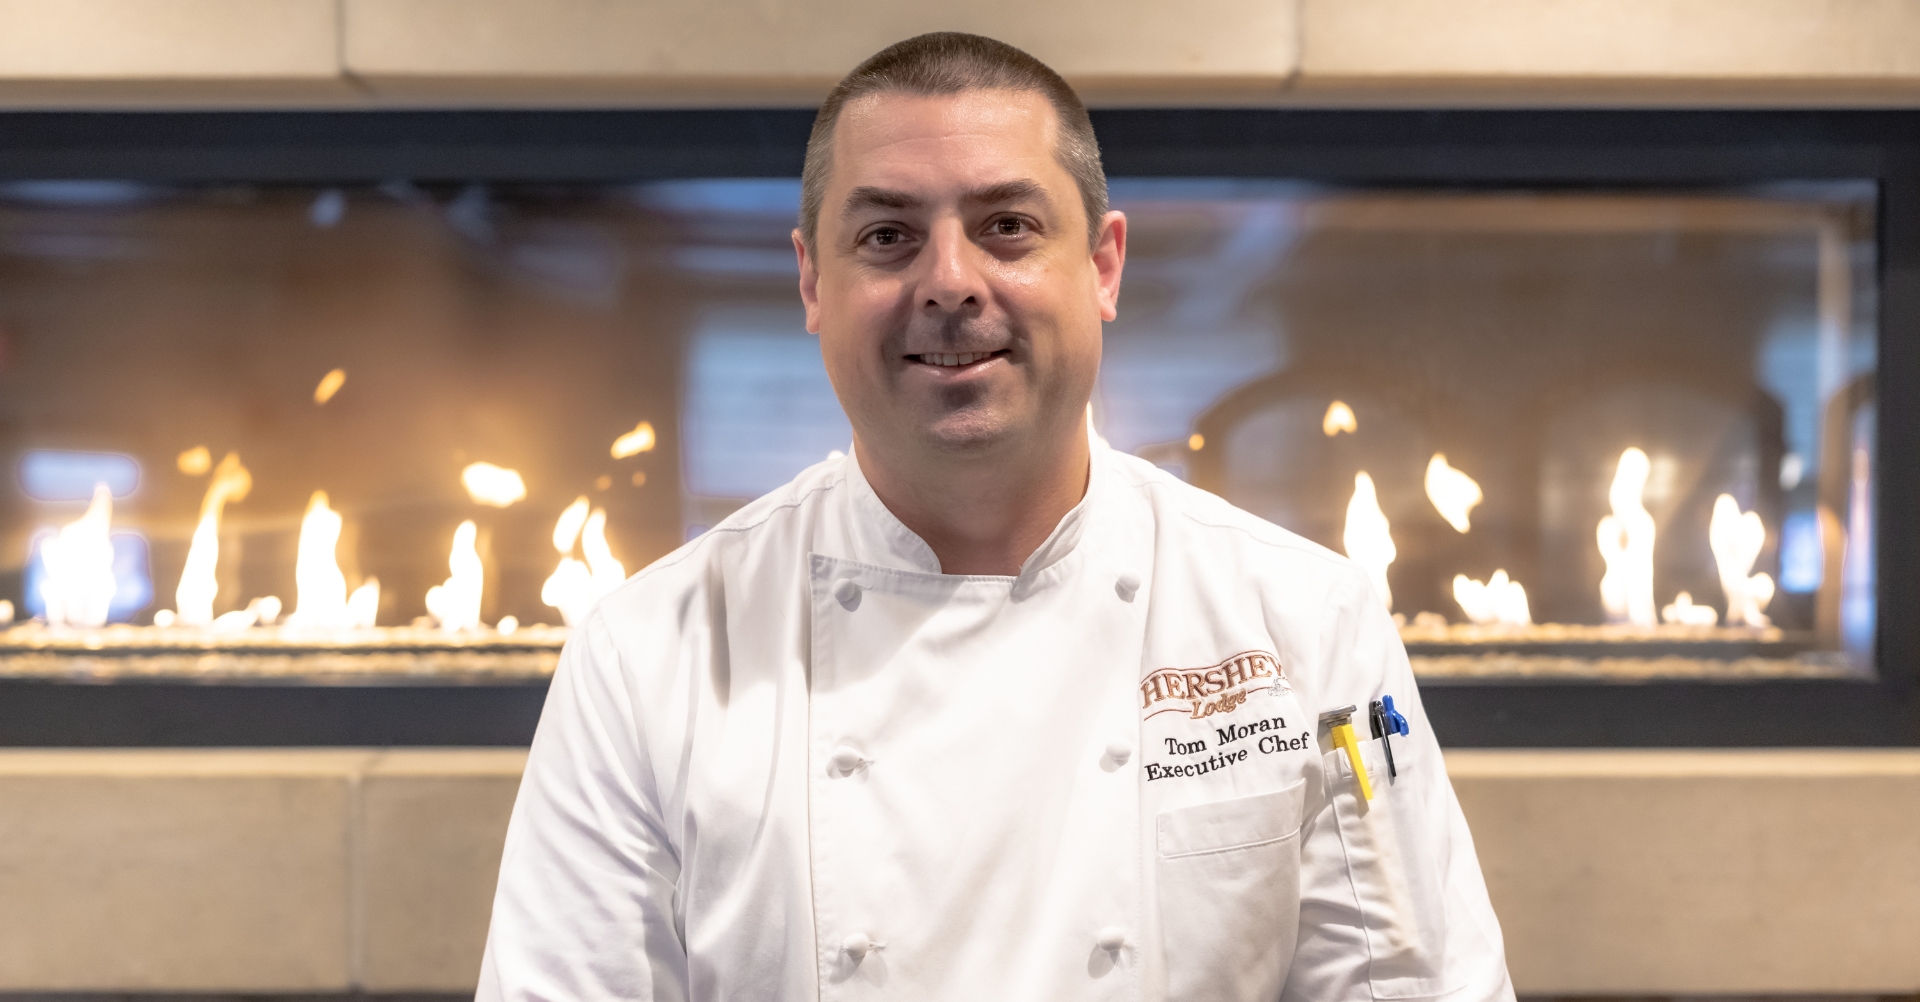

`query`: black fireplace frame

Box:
[0,107,1913,747]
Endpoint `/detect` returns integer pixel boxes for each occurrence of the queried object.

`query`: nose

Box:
[918,217,987,317]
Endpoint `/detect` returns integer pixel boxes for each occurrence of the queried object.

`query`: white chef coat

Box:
[478,442,1514,1002]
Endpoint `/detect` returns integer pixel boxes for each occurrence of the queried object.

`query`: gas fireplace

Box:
[0,110,1912,746]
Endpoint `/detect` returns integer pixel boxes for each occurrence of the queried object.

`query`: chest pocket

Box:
[1156,781,1306,999]
[1324,737,1460,999]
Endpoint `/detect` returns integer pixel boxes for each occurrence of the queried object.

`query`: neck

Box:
[855,423,1092,576]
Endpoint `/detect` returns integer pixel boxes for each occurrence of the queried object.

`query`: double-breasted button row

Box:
[839,928,1124,966]
[835,573,1140,608]
[827,567,1132,971]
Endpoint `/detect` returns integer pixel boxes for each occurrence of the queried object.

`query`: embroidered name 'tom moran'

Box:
[1140,650,1289,719]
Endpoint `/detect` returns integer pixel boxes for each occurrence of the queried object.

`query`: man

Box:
[479,32,1512,1001]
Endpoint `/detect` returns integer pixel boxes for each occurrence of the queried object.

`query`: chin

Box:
[916,411,1016,455]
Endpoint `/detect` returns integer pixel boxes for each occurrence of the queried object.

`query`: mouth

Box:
[905,349,1011,369]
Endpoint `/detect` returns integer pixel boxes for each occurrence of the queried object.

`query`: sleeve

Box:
[1280,571,1516,1002]
[476,609,691,1002]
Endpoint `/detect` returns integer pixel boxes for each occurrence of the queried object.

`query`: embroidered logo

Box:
[1140,649,1289,720]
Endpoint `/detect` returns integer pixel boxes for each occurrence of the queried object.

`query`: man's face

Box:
[795,89,1125,463]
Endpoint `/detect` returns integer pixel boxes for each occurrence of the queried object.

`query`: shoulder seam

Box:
[630,477,842,583]
[1118,469,1356,573]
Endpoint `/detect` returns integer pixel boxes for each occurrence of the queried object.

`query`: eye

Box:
[864,227,904,247]
[992,217,1027,236]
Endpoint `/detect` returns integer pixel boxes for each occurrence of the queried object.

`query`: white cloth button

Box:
[833,578,861,609]
[830,745,866,774]
[842,932,871,960]
[1115,572,1141,601]
[1096,926,1126,951]
[1104,741,1131,765]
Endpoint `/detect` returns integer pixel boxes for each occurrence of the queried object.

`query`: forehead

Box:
[827,89,1069,202]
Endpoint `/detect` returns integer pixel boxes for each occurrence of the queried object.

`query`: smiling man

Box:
[479,32,1512,1002]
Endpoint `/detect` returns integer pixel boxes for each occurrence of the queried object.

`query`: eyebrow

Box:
[963,179,1047,208]
[841,186,921,217]
[839,179,1050,219]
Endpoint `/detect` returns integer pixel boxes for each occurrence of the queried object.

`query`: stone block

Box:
[0,749,371,992]
[1447,749,1920,994]
[341,0,1297,105]
[1298,0,1920,102]
[356,749,526,992]
[0,0,340,79]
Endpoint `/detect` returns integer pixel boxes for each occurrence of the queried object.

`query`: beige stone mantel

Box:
[2,0,1920,109]
[0,747,1915,993]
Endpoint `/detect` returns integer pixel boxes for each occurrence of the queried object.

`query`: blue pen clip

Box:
[1382,695,1411,737]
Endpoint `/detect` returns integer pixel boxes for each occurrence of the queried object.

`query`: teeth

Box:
[923,352,990,366]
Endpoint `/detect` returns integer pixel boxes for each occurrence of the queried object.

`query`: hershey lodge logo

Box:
[1140,650,1289,720]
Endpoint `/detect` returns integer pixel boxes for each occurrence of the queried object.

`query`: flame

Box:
[611,421,656,459]
[1342,471,1396,611]
[461,462,526,507]
[541,499,624,626]
[346,579,380,628]
[1187,433,1205,451]
[1597,448,1657,627]
[1323,401,1357,437]
[582,509,626,594]
[552,497,590,552]
[1452,569,1532,626]
[204,596,286,634]
[287,491,353,628]
[0,599,13,626]
[175,452,252,626]
[177,446,211,476]
[425,520,484,632]
[1662,591,1719,627]
[541,558,594,626]
[37,484,118,628]
[314,368,347,405]
[211,608,258,633]
[1709,494,1775,628]
[1424,453,1482,533]
[283,493,376,629]
[247,595,282,626]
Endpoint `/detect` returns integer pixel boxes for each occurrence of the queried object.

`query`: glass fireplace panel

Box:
[1147,181,1878,683]
[0,178,1879,685]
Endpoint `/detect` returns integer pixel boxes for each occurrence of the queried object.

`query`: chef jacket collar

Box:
[837,440,1106,591]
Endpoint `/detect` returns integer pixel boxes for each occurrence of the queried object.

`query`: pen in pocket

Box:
[1368,699,1396,783]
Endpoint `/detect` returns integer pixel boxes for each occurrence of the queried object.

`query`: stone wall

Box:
[2,0,1918,108]
[0,748,1915,993]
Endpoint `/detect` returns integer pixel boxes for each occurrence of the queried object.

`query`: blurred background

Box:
[0,1,1915,999]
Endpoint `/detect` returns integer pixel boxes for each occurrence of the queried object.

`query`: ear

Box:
[1092,211,1127,322]
[794,229,823,335]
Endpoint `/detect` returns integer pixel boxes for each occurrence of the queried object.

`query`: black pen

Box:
[1369,699,1397,782]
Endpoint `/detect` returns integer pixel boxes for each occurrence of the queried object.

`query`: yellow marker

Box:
[1319,705,1374,801]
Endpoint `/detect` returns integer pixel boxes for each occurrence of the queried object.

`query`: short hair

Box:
[799,32,1108,253]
